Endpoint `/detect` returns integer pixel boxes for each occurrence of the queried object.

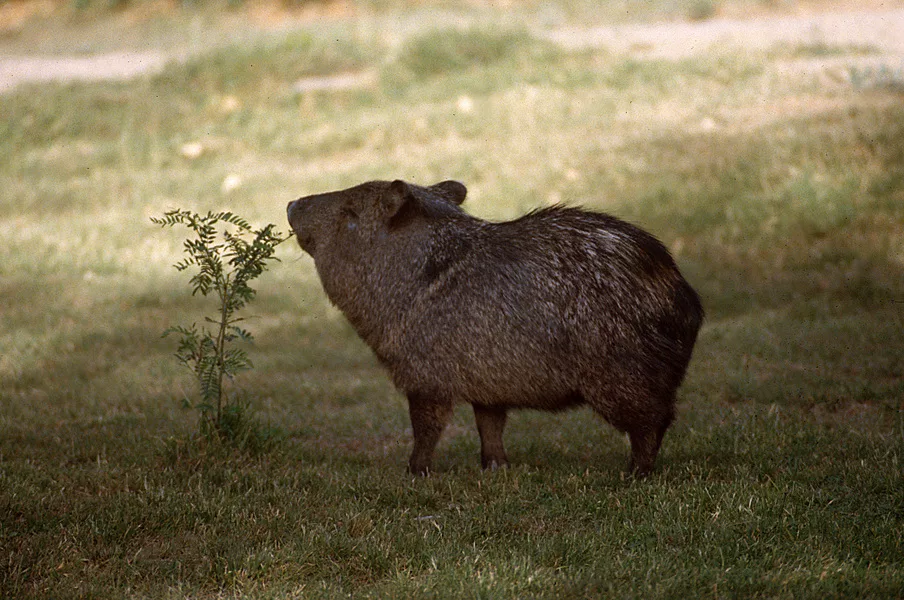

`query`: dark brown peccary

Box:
[287,179,703,477]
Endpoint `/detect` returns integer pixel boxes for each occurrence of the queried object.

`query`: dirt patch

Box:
[0,51,169,92]
[545,8,904,58]
[0,0,54,31]
[292,71,377,94]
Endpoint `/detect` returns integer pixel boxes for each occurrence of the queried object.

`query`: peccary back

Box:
[287,179,703,476]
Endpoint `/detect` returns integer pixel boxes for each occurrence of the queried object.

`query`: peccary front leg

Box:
[628,412,672,478]
[407,395,453,476]
[473,405,509,470]
[628,429,660,478]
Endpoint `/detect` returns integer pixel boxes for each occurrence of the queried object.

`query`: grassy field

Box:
[2,3,904,598]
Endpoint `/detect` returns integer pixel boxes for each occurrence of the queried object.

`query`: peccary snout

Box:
[288,179,703,477]
[287,194,332,255]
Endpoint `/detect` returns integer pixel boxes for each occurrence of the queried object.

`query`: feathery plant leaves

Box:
[154,208,291,443]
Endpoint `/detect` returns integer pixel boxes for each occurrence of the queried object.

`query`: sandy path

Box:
[0,50,169,93]
[545,8,904,58]
[0,7,902,94]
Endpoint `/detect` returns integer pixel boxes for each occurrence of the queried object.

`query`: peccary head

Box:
[287,179,467,257]
[286,179,470,341]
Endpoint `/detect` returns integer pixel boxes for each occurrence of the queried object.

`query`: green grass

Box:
[2,10,904,599]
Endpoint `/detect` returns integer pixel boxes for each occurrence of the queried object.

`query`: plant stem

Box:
[215,275,232,430]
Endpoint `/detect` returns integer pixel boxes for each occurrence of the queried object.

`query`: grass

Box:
[2,7,904,599]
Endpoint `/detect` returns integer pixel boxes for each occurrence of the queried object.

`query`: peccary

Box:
[287,179,703,477]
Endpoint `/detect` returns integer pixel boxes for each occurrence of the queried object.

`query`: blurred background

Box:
[1,0,903,596]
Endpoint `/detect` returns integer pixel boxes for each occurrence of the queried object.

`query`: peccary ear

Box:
[431,180,467,205]
[380,179,416,220]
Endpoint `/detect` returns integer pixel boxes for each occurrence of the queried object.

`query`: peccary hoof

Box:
[481,458,509,471]
[628,460,655,479]
[407,463,431,477]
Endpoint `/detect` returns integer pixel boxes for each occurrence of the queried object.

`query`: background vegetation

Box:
[1,0,902,597]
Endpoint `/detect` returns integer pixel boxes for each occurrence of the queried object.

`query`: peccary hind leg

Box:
[473,405,508,470]
[407,395,453,476]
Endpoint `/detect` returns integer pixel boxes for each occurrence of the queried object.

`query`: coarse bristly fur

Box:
[287,179,703,477]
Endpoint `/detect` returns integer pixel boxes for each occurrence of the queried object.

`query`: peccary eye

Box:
[340,208,359,231]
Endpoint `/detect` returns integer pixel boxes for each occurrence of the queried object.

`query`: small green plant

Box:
[152,209,288,442]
